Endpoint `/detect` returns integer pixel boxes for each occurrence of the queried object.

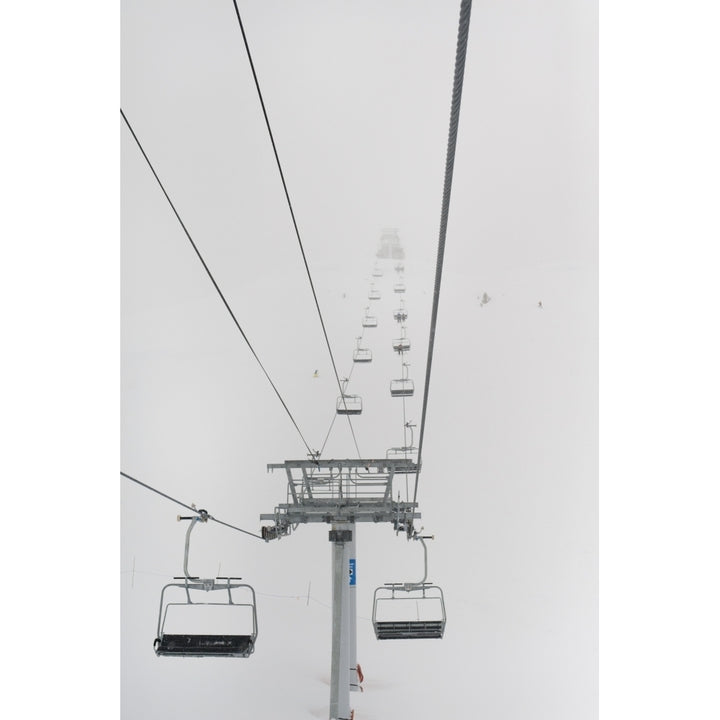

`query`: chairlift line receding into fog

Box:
[125,0,474,717]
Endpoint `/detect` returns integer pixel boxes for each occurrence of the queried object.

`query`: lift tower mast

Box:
[261,458,420,720]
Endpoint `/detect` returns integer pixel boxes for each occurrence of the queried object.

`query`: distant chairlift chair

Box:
[353,337,372,363]
[372,534,446,640]
[154,514,258,658]
[393,308,408,323]
[336,393,362,415]
[390,363,414,397]
[393,282,406,294]
[368,285,381,301]
[362,308,378,328]
[392,335,411,353]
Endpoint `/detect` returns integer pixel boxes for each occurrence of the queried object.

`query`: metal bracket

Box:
[329,529,352,543]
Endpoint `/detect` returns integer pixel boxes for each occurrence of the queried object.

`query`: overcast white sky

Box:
[2,1,719,719]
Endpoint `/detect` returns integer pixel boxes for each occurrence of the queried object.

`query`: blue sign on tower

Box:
[349,558,356,586]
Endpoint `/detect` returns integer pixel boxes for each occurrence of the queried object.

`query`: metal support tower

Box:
[261,459,420,720]
[329,523,352,720]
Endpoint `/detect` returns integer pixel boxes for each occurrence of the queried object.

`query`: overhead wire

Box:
[413,0,473,508]
[229,0,362,459]
[121,471,264,540]
[120,109,314,458]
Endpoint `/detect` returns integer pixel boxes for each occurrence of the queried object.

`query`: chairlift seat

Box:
[386,446,417,460]
[353,348,372,363]
[392,338,411,353]
[362,316,377,328]
[155,633,255,658]
[393,310,408,322]
[372,269,383,277]
[390,379,414,397]
[337,394,362,415]
[393,283,406,294]
[368,290,381,300]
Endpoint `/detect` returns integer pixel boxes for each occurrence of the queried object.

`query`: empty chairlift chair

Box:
[391,363,414,397]
[154,514,258,658]
[390,379,414,397]
[393,282,406,294]
[362,308,378,328]
[336,393,362,415]
[353,337,372,363]
[385,422,418,460]
[372,267,383,278]
[368,284,381,301]
[372,534,446,640]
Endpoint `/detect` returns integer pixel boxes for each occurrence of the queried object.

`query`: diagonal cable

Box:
[229,1,361,459]
[414,0,473,507]
[121,471,263,540]
[121,108,314,457]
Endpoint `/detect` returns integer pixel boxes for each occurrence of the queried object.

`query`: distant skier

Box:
[538,301,543,309]
[479,292,491,306]
[313,370,319,378]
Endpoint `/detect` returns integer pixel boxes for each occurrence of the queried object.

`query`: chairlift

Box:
[392,337,411,353]
[394,263,405,273]
[391,362,414,396]
[362,308,378,328]
[353,337,372,363]
[336,394,362,415]
[372,267,383,278]
[393,309,408,323]
[393,282,406,294]
[368,288,381,301]
[372,534,446,640]
[154,515,258,658]
[390,378,414,397]
[385,446,418,460]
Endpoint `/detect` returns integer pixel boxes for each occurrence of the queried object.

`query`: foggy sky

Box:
[121,1,597,718]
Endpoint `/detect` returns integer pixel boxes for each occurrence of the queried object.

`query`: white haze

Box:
[121,1,597,718]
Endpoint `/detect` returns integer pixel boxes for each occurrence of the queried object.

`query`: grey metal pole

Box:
[329,524,351,720]
[348,524,359,693]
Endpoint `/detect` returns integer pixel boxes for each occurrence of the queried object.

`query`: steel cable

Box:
[229,0,362,458]
[122,471,263,540]
[414,0,473,507]
[121,109,314,457]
